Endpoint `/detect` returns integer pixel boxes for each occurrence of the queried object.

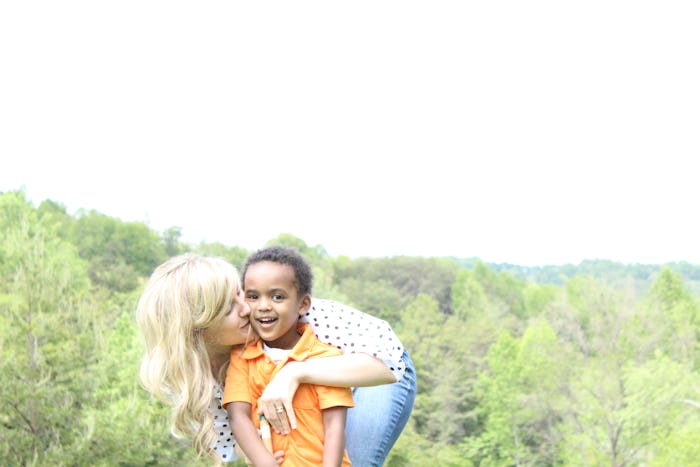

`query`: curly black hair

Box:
[241,245,313,297]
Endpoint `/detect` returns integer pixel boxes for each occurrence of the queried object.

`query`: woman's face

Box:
[203,286,252,350]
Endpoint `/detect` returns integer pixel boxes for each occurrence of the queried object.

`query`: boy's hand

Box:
[235,439,285,465]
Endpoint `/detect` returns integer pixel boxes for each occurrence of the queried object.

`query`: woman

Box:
[136,253,416,466]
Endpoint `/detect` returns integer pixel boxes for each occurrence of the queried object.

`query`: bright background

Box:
[2,1,698,265]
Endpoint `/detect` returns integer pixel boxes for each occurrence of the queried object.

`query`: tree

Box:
[645,268,699,365]
[194,241,249,271]
[451,268,489,321]
[162,226,186,257]
[552,274,700,466]
[333,276,401,323]
[466,321,569,466]
[0,193,97,464]
[334,256,459,315]
[68,210,167,290]
[397,294,483,450]
[471,262,527,319]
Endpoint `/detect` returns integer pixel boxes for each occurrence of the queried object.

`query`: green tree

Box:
[471,261,527,319]
[263,233,330,266]
[397,294,482,452]
[194,241,249,271]
[0,192,97,464]
[646,268,699,365]
[68,210,167,291]
[466,321,569,466]
[334,256,458,315]
[523,282,559,318]
[552,274,700,466]
[451,268,489,321]
[333,276,401,323]
[162,226,186,257]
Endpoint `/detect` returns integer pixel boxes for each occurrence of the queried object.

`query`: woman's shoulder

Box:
[304,297,393,329]
[309,297,352,313]
[306,298,372,322]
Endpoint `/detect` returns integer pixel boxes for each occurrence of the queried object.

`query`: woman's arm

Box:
[303,298,408,382]
[322,406,348,467]
[294,353,396,386]
[258,353,394,432]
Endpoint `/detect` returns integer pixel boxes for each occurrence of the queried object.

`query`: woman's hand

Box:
[257,361,302,433]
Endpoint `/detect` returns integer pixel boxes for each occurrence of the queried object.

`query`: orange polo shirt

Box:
[224,322,354,466]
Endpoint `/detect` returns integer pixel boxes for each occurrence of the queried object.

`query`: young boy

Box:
[223,246,354,467]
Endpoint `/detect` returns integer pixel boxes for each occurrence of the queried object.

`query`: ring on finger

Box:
[276,406,285,413]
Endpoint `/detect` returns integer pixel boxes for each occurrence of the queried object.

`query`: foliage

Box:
[68,209,167,291]
[2,191,700,466]
[193,241,249,272]
[450,268,489,320]
[0,191,96,465]
[333,256,459,315]
[466,322,570,465]
[488,258,700,295]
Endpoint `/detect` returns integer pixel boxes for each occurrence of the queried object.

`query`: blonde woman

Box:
[136,253,416,466]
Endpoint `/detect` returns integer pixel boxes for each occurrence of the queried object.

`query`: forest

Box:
[1,189,699,467]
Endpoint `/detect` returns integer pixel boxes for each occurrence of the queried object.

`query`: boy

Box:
[223,246,354,467]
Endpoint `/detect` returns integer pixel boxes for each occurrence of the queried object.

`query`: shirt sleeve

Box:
[316,384,355,410]
[222,351,252,407]
[300,298,406,381]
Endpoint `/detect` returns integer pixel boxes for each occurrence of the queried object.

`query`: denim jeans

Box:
[345,350,417,467]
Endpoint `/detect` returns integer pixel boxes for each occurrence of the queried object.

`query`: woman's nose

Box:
[238,301,251,318]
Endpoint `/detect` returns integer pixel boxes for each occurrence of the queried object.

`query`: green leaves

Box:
[2,190,700,466]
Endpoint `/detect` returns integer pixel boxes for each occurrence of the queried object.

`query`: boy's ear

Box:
[298,294,312,316]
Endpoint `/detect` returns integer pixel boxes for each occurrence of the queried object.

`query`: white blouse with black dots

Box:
[210,298,408,462]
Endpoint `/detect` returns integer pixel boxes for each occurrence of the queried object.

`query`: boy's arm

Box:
[228,401,278,467]
[321,406,348,467]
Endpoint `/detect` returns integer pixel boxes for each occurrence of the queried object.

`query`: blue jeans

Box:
[345,350,416,467]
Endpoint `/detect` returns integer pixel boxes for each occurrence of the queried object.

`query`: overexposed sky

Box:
[1,1,698,266]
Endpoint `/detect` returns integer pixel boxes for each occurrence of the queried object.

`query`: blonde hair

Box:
[136,253,240,465]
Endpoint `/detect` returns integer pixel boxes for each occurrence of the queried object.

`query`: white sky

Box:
[1,1,698,266]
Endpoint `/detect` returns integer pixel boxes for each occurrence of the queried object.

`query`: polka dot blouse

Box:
[210,387,237,462]
[210,298,408,462]
[299,298,406,381]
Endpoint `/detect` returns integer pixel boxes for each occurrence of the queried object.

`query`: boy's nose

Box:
[257,296,272,311]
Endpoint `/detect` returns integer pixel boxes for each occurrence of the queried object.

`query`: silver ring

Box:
[276,406,285,413]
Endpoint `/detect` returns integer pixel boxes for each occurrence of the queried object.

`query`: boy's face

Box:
[244,260,311,349]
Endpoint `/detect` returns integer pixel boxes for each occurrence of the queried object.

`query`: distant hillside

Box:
[449,258,700,295]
